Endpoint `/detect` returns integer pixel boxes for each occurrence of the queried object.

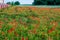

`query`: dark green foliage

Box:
[14,1,20,5]
[6,1,20,5]
[6,2,11,5]
[33,1,44,5]
[6,2,14,5]
[33,0,60,5]
[47,1,55,5]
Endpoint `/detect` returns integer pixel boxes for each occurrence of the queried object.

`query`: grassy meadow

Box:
[0,6,60,40]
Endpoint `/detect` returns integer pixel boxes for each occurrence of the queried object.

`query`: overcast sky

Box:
[4,0,34,4]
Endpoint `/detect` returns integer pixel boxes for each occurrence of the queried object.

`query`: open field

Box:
[0,6,60,40]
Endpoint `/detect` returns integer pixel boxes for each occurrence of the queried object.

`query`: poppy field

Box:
[0,6,60,40]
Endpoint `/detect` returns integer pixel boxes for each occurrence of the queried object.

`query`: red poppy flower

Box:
[25,37,28,40]
[0,25,2,28]
[21,37,24,40]
[33,29,37,34]
[2,31,5,35]
[8,27,15,33]
[48,30,52,33]
[14,32,19,36]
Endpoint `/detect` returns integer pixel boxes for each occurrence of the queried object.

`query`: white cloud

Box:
[0,0,3,3]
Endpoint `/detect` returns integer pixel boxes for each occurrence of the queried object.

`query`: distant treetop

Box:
[6,1,20,5]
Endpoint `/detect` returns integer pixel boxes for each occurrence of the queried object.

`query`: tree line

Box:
[6,1,20,5]
[6,0,60,5]
[33,0,60,5]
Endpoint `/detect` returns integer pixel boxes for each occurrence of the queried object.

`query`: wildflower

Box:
[2,31,5,35]
[21,37,24,40]
[14,32,19,36]
[8,27,15,33]
[25,37,28,40]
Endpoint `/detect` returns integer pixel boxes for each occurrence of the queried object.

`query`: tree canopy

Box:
[33,0,60,5]
[6,1,20,5]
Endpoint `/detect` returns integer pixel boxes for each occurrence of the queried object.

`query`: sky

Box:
[4,0,34,4]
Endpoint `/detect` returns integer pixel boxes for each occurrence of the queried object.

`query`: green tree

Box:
[6,2,11,5]
[6,1,20,6]
[33,0,46,5]
[14,1,20,5]
[6,1,14,6]
[33,0,60,5]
